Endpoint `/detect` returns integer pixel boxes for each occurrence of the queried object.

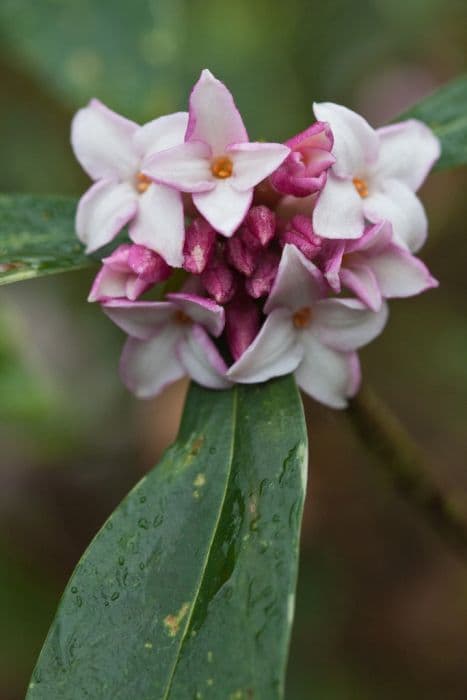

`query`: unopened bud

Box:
[183,218,216,274]
[245,250,280,298]
[201,256,237,304]
[226,294,261,360]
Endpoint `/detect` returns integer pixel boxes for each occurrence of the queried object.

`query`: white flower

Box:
[228,245,388,408]
[312,102,441,252]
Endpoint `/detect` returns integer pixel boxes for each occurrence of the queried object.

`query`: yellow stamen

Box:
[353,177,369,198]
[292,307,312,329]
[211,155,233,179]
[174,310,192,325]
[136,172,152,193]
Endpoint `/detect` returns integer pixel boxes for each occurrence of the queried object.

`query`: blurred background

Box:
[0,0,466,698]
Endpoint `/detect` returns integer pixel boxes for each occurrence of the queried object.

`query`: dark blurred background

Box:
[0,1,466,698]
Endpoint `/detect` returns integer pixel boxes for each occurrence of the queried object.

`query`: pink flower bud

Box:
[225,234,257,276]
[225,294,261,360]
[183,218,217,274]
[127,244,171,283]
[270,122,335,197]
[243,205,277,248]
[280,214,322,261]
[201,255,237,304]
[245,249,280,299]
[88,243,171,303]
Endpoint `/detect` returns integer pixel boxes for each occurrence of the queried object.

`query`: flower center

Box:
[136,173,152,193]
[174,309,192,325]
[211,156,234,179]
[292,307,312,329]
[353,177,369,198]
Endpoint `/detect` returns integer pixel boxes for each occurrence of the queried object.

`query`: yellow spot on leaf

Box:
[194,473,206,488]
[190,436,205,456]
[164,602,190,637]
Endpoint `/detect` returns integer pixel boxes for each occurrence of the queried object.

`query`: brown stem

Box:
[347,385,467,560]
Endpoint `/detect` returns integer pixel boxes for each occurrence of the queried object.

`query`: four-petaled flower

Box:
[144,69,290,236]
[103,294,230,398]
[312,102,440,251]
[228,245,388,408]
[321,220,438,311]
[72,102,188,265]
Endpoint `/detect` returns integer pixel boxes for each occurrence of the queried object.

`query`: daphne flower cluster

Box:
[72,69,440,408]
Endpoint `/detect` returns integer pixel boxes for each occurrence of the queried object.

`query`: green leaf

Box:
[27,377,308,699]
[0,194,93,285]
[400,74,467,170]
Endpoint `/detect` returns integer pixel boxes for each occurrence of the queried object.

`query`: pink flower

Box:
[312,102,441,251]
[88,244,171,302]
[321,220,438,311]
[144,69,290,237]
[103,294,230,397]
[228,245,388,408]
[270,122,335,197]
[71,102,188,265]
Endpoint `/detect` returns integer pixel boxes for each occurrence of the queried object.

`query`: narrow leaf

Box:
[400,74,467,170]
[0,194,92,285]
[27,376,308,699]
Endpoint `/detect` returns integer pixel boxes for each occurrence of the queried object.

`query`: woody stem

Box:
[347,384,467,561]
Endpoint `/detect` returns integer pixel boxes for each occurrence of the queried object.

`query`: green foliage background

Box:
[0,1,466,698]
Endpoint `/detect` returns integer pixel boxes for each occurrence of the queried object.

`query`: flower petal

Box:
[313,102,379,177]
[340,263,382,311]
[363,179,428,252]
[312,298,388,352]
[125,277,152,301]
[295,335,359,408]
[265,244,326,313]
[134,112,189,160]
[177,325,231,389]
[321,240,345,292]
[368,244,438,299]
[71,99,139,180]
[312,172,365,240]
[102,300,175,340]
[76,180,137,253]
[186,69,248,154]
[144,141,214,192]
[227,308,304,383]
[88,266,130,302]
[129,183,185,267]
[193,181,252,237]
[167,293,225,337]
[344,220,393,254]
[375,120,441,191]
[228,142,290,191]
[120,328,185,398]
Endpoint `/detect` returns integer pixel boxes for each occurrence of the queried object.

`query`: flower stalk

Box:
[348,385,467,560]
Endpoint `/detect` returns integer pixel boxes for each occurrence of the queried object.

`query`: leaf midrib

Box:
[162,386,239,700]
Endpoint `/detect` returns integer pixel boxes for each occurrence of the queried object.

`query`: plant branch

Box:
[347,385,467,561]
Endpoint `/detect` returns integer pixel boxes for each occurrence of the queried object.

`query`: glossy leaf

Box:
[400,74,467,170]
[0,194,93,285]
[27,376,308,699]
